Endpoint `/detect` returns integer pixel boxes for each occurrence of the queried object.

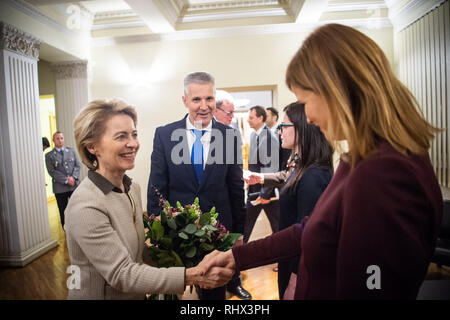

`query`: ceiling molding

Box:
[124,0,175,33]
[185,0,282,12]
[326,1,387,12]
[284,0,305,19]
[388,0,446,32]
[92,17,392,47]
[156,0,181,25]
[295,0,328,23]
[180,7,288,23]
[91,20,146,31]
[26,0,74,5]
[3,0,78,36]
[94,9,138,21]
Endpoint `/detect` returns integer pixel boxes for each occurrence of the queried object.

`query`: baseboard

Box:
[0,237,59,267]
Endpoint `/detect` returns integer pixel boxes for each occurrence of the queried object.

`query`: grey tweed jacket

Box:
[64,173,185,299]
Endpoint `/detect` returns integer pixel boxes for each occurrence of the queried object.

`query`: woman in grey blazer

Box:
[65,99,232,299]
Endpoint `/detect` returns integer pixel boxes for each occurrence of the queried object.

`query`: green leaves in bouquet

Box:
[148,246,183,268]
[144,196,241,269]
[184,223,197,234]
[150,220,164,241]
[216,233,241,251]
[199,212,211,227]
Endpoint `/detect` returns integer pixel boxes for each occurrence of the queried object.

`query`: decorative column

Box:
[0,22,58,267]
[51,60,89,180]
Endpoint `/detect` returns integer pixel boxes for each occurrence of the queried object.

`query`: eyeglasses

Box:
[217,107,234,115]
[277,124,294,133]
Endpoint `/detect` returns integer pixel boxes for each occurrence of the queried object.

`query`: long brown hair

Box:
[286,23,439,168]
[283,102,333,193]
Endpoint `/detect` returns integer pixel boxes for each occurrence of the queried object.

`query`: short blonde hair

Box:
[286,24,439,167]
[73,99,137,170]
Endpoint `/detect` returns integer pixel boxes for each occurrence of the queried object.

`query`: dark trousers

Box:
[243,201,279,243]
[197,286,227,300]
[278,259,298,299]
[55,191,73,228]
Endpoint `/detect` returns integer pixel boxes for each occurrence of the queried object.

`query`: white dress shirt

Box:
[255,125,265,137]
[186,117,212,169]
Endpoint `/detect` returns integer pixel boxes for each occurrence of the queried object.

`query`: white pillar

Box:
[0,22,58,267]
[51,60,89,180]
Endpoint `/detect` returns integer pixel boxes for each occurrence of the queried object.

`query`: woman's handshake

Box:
[185,250,236,289]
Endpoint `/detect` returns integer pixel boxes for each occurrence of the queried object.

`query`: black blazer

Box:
[248,125,279,195]
[147,115,246,233]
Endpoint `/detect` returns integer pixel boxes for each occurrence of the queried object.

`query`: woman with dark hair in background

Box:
[246,102,333,298]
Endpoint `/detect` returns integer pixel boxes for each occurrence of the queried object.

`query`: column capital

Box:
[0,22,40,59]
[51,60,88,80]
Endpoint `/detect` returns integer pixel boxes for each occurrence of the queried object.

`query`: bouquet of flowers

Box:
[143,192,241,299]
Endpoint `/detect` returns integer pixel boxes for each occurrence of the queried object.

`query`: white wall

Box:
[89,27,394,209]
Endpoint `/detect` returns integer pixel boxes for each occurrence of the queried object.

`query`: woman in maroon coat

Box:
[202,23,443,299]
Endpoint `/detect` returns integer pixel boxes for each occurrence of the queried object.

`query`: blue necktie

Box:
[191,129,205,184]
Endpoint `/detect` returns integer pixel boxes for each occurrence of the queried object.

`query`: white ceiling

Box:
[80,0,131,13]
[25,0,393,39]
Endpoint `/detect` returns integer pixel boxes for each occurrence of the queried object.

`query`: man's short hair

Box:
[266,107,279,120]
[250,105,267,122]
[183,72,215,95]
[52,131,63,140]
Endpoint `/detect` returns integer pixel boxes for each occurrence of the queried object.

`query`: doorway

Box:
[40,94,57,201]
[218,85,277,169]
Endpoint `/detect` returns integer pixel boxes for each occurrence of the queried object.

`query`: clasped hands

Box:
[67,176,76,187]
[185,246,239,290]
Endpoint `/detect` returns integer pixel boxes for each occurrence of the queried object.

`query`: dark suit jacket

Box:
[248,125,279,196]
[147,115,246,234]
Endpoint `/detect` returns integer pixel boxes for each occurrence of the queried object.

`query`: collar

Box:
[255,124,266,136]
[55,147,65,152]
[88,170,132,195]
[186,116,212,132]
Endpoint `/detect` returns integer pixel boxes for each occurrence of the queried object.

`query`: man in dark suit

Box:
[266,107,291,171]
[147,71,247,300]
[244,106,280,243]
[45,131,80,228]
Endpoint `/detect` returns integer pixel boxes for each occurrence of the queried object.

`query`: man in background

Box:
[266,107,291,171]
[265,107,279,134]
[214,90,235,127]
[45,131,80,228]
[245,106,280,242]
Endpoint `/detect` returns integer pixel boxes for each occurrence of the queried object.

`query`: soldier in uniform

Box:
[45,131,81,228]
